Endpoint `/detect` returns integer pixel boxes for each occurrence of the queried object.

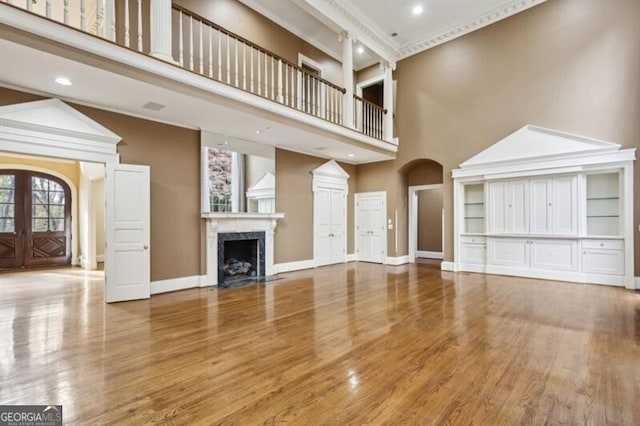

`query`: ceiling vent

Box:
[142,101,166,111]
[391,32,398,37]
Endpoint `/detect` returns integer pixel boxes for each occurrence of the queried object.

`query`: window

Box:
[0,174,15,233]
[31,176,66,232]
[208,147,232,212]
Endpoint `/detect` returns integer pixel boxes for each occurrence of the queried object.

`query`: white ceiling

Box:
[241,0,547,68]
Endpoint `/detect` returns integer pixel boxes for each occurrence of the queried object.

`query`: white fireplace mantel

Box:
[202,212,285,286]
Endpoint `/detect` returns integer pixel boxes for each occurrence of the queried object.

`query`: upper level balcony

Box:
[0,0,397,163]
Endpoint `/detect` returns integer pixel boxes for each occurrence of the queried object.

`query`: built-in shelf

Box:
[463,183,485,234]
[586,173,619,236]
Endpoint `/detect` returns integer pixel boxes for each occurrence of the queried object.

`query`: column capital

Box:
[379,61,397,71]
[337,31,354,43]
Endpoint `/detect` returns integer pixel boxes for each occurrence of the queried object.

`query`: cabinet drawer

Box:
[461,236,486,244]
[582,249,624,275]
[582,240,623,250]
[461,243,486,264]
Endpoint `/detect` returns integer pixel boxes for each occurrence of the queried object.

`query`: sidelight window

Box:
[0,174,15,233]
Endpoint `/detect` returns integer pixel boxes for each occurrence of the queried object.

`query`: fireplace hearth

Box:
[217,232,265,288]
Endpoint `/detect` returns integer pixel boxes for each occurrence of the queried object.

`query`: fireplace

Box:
[217,232,265,288]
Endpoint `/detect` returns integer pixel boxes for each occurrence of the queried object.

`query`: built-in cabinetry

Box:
[452,125,636,288]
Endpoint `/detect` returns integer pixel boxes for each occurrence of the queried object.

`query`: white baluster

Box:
[96,0,103,38]
[242,43,246,90]
[271,57,275,100]
[27,0,33,12]
[137,0,142,52]
[208,26,213,78]
[280,61,285,104]
[226,36,230,83]
[46,0,51,19]
[80,0,86,31]
[63,0,69,25]
[257,51,261,96]
[189,16,193,70]
[199,21,204,74]
[234,39,239,87]
[124,0,130,47]
[217,29,222,80]
[178,11,184,66]
[250,47,254,93]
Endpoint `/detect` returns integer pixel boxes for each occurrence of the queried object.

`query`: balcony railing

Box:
[2,0,389,141]
[354,95,386,140]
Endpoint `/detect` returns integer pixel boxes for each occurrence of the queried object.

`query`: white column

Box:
[340,31,355,128]
[383,61,395,141]
[150,0,174,62]
[105,0,116,42]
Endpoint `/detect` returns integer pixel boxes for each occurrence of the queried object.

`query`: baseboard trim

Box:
[385,255,409,266]
[151,275,207,294]
[416,250,443,260]
[96,254,104,262]
[635,276,640,290]
[441,261,455,271]
[346,253,358,262]
[273,259,315,274]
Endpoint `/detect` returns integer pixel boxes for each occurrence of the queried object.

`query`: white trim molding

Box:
[416,251,443,260]
[441,261,455,272]
[635,276,640,290]
[151,275,208,294]
[346,253,358,262]
[273,259,315,274]
[385,255,409,266]
[397,0,547,59]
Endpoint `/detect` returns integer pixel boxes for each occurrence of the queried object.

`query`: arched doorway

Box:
[0,170,72,269]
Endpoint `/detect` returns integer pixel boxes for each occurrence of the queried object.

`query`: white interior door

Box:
[330,188,346,263]
[314,187,333,267]
[105,163,150,303]
[356,192,386,263]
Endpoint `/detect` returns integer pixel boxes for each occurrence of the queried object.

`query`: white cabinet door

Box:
[530,239,578,271]
[356,193,386,263]
[530,179,552,234]
[105,163,150,303]
[509,180,529,233]
[488,182,508,233]
[489,180,528,234]
[314,187,346,266]
[488,238,529,267]
[553,176,577,234]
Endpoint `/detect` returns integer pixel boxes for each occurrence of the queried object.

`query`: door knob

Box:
[143,245,149,250]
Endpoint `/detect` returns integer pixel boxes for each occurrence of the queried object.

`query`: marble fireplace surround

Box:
[202,212,285,286]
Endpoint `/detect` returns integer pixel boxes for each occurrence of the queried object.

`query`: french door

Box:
[0,170,71,269]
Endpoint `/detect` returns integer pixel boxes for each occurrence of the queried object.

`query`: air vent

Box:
[391,32,398,37]
[142,101,166,111]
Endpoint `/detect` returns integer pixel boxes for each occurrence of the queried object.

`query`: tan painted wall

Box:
[0,154,80,190]
[274,149,355,263]
[386,0,640,274]
[174,0,343,85]
[0,87,201,282]
[418,188,443,253]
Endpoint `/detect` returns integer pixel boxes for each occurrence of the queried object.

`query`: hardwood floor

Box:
[1,263,639,425]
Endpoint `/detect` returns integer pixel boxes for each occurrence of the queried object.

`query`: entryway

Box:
[0,170,71,269]
[355,191,386,263]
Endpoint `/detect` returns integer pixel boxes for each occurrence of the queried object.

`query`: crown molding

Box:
[397,0,548,59]
[298,0,399,63]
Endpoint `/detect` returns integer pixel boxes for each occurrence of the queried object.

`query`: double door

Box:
[489,176,577,235]
[355,192,386,263]
[0,170,71,269]
[314,187,346,266]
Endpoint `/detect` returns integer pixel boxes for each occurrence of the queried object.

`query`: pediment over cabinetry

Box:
[460,125,620,168]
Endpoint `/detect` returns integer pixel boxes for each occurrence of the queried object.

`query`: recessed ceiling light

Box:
[55,77,72,86]
[347,153,355,158]
[412,4,423,15]
[357,46,365,54]
[255,130,261,134]
[142,101,165,111]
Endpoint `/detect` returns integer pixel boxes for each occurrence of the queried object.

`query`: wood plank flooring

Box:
[1,262,639,425]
